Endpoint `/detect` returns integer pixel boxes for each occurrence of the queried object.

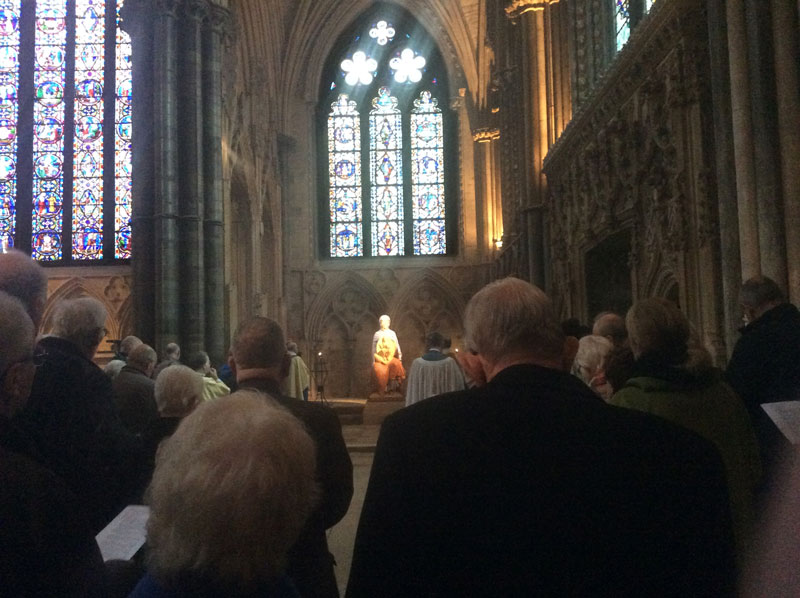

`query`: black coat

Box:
[237,378,354,598]
[113,365,159,435]
[0,420,107,597]
[726,303,800,419]
[347,364,736,598]
[18,336,147,533]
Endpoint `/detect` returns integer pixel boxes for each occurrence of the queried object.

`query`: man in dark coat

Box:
[230,317,354,598]
[727,275,800,419]
[113,343,159,435]
[0,291,108,596]
[19,297,146,532]
[347,277,736,598]
[727,275,800,493]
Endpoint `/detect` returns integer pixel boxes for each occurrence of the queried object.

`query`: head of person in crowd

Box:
[286,341,298,356]
[154,365,203,419]
[571,334,614,392]
[592,311,628,348]
[425,331,446,352]
[51,297,108,361]
[230,317,287,381]
[626,297,712,372]
[0,291,37,418]
[143,391,318,594]
[0,249,47,328]
[127,344,157,378]
[186,351,212,375]
[463,277,565,382]
[740,275,785,326]
[164,342,180,362]
[118,335,143,359]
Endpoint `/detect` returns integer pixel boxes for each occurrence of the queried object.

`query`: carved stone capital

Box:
[505,0,558,20]
[154,0,181,17]
[206,4,234,39]
[472,128,501,143]
[183,0,209,22]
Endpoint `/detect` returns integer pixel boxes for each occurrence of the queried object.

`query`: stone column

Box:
[124,0,182,352]
[177,0,208,355]
[771,0,800,302]
[202,4,232,364]
[726,0,760,279]
[745,0,787,287]
[473,128,503,254]
[706,0,742,355]
[120,0,158,347]
[505,0,568,286]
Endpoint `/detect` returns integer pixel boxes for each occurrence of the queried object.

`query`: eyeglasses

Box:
[0,354,43,385]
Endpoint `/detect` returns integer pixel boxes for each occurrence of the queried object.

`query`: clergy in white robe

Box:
[405,332,466,407]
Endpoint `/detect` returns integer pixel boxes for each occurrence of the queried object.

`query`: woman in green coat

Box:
[610,297,761,564]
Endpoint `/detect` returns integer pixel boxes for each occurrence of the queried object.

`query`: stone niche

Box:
[295,265,485,399]
[39,265,133,364]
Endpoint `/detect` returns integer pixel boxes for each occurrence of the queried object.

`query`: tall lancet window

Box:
[0,0,132,262]
[320,5,456,258]
[615,0,657,52]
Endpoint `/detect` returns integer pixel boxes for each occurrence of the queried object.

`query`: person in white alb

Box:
[405,331,465,407]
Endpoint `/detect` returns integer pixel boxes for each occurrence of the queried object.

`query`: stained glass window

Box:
[615,0,631,51]
[616,0,656,52]
[410,91,445,255]
[0,0,131,262]
[328,95,362,257]
[369,87,403,256]
[321,8,453,258]
[0,1,21,252]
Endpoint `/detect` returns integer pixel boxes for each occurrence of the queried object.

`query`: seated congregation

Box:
[1,248,799,596]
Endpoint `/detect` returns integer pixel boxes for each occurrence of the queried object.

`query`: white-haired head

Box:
[145,391,318,590]
[51,297,108,360]
[0,249,47,327]
[0,291,36,417]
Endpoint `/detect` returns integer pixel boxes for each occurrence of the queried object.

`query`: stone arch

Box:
[305,272,386,398]
[39,278,119,360]
[390,269,467,362]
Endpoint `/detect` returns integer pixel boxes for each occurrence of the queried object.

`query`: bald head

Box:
[465,277,565,366]
[231,317,286,370]
[592,312,628,348]
[0,249,47,327]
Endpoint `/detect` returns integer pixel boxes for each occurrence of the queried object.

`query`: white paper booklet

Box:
[761,401,800,445]
[95,505,150,561]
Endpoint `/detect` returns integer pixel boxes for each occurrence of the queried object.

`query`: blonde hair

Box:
[145,391,318,589]
[626,298,689,363]
[154,365,203,418]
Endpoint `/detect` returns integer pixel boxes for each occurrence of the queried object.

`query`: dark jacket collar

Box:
[488,363,604,402]
[36,335,92,364]
[739,302,800,334]
[237,377,282,397]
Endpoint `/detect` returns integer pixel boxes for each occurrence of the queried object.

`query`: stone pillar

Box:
[177,0,208,355]
[771,0,800,303]
[706,0,742,355]
[202,4,232,364]
[120,0,158,347]
[745,0,787,288]
[473,128,503,254]
[505,0,569,286]
[726,0,760,279]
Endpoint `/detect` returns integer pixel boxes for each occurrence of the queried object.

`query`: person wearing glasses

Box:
[17,297,148,532]
[0,290,108,596]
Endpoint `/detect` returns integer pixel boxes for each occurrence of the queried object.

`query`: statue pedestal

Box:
[368,391,404,403]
